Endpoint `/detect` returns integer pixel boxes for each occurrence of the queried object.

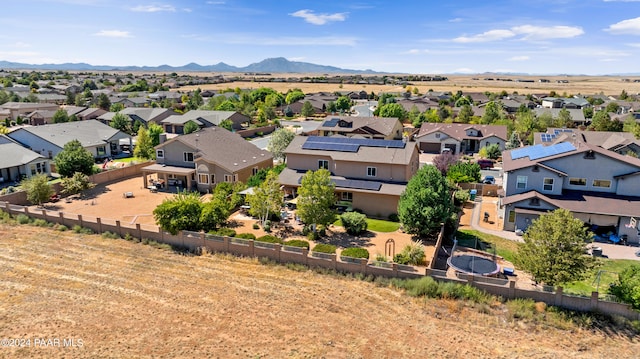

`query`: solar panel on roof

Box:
[511,142,575,160]
[301,141,359,152]
[303,136,405,149]
[332,179,382,191]
[322,118,340,127]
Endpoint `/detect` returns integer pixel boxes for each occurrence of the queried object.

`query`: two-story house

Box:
[500,141,640,244]
[161,110,249,134]
[315,116,404,140]
[142,127,272,192]
[534,128,640,157]
[279,136,420,218]
[414,123,507,154]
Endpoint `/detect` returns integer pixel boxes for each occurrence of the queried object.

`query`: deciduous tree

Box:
[377,103,407,120]
[54,139,95,177]
[246,171,283,227]
[110,113,131,134]
[301,101,315,117]
[609,265,640,310]
[52,109,69,123]
[61,172,95,196]
[398,165,453,237]
[267,128,295,162]
[297,169,336,232]
[133,126,154,160]
[153,191,203,235]
[21,174,54,206]
[183,120,200,134]
[514,209,598,286]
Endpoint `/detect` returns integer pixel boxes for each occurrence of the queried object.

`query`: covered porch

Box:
[141,163,196,192]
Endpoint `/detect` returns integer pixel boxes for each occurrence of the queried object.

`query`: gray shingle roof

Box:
[10,120,127,149]
[0,142,45,169]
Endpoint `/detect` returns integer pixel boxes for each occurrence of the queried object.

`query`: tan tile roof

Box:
[317,116,400,137]
[415,123,507,141]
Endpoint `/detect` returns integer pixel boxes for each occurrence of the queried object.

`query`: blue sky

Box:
[3,0,640,74]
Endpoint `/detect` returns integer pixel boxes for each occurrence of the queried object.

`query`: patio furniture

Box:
[147,185,158,193]
[123,192,134,198]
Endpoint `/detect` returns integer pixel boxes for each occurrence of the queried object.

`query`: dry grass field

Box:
[1,223,638,358]
[178,74,640,97]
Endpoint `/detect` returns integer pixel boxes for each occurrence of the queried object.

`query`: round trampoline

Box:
[447,254,500,276]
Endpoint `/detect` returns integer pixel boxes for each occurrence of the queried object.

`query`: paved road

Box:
[352,100,377,117]
[249,120,322,150]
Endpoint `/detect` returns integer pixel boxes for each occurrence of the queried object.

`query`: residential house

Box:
[77,107,107,121]
[279,135,420,218]
[161,110,249,134]
[500,141,640,244]
[0,102,59,121]
[315,116,404,140]
[532,108,587,127]
[534,128,640,157]
[413,123,507,154]
[7,120,131,160]
[25,110,57,126]
[143,127,272,192]
[0,135,51,183]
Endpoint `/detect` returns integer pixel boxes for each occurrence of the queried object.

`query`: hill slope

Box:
[0,224,637,358]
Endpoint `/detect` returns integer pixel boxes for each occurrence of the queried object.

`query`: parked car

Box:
[482,175,495,184]
[477,159,494,169]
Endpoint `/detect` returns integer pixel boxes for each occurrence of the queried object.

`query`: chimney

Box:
[159,133,167,144]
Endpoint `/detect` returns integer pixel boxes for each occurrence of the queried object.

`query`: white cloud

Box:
[130,4,176,12]
[290,9,348,25]
[453,29,515,43]
[512,25,584,40]
[12,42,31,48]
[449,18,462,23]
[508,55,530,61]
[403,49,429,54]
[606,17,640,35]
[206,1,225,4]
[93,30,132,38]
[453,24,583,43]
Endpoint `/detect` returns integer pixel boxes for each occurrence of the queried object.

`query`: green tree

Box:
[377,103,407,120]
[54,139,95,177]
[110,113,131,134]
[97,93,111,111]
[297,169,336,232]
[153,191,203,235]
[246,171,283,227]
[456,104,474,123]
[447,161,481,183]
[148,123,163,147]
[133,126,155,160]
[52,109,69,123]
[21,174,54,206]
[267,128,295,162]
[301,101,315,117]
[605,102,620,114]
[183,120,200,134]
[340,212,368,235]
[199,197,231,232]
[514,209,598,286]
[60,172,95,197]
[609,265,640,310]
[398,165,453,237]
[589,111,623,132]
[110,103,125,112]
[219,119,233,131]
[505,132,521,150]
[485,144,502,160]
[481,101,503,124]
[335,96,352,112]
[285,89,305,104]
[557,108,573,127]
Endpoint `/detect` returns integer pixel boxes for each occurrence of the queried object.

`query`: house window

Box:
[543,178,554,191]
[183,152,194,162]
[224,174,233,183]
[592,179,611,188]
[234,174,238,182]
[198,174,209,184]
[435,133,441,138]
[252,167,259,175]
[341,192,353,202]
[210,174,215,183]
[156,150,164,158]
[516,176,527,189]
[532,165,539,172]
[367,167,377,177]
[508,211,515,223]
[529,198,540,206]
[318,160,329,170]
[97,146,106,156]
[584,150,596,159]
[569,178,586,186]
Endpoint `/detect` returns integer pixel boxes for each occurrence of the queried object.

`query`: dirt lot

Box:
[178,74,640,96]
[43,176,425,260]
[0,224,638,358]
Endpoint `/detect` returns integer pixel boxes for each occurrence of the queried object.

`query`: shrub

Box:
[375,253,388,262]
[341,247,369,259]
[256,235,283,244]
[16,214,31,224]
[284,239,310,249]
[0,210,13,224]
[340,212,368,235]
[263,224,271,233]
[72,225,93,234]
[101,231,120,239]
[388,213,399,222]
[236,233,256,240]
[55,224,68,231]
[209,228,236,237]
[252,223,260,230]
[454,189,470,205]
[32,219,51,227]
[124,233,133,241]
[312,243,337,254]
[394,240,426,265]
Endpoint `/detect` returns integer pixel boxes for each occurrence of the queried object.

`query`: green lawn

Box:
[333,218,400,233]
[564,259,638,298]
[113,157,144,163]
[455,229,519,264]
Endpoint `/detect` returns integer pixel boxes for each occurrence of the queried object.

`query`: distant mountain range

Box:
[0,57,378,74]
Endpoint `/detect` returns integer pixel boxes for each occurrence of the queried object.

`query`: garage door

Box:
[419,142,441,153]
